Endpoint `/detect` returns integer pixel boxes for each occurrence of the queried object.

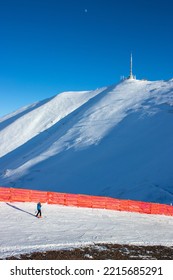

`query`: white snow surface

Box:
[0,202,173,259]
[0,79,173,203]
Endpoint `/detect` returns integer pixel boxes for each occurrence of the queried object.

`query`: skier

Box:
[36,202,42,218]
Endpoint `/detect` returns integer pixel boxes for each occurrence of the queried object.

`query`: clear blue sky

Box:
[0,0,173,117]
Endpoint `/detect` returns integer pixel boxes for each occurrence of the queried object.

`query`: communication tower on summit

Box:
[120,53,136,81]
[128,53,136,80]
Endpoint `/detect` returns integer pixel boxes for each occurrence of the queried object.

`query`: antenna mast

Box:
[129,53,133,79]
[128,53,136,79]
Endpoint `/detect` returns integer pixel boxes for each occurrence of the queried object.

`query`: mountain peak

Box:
[0,79,173,204]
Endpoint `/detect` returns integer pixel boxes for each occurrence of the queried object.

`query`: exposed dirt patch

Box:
[5,244,173,260]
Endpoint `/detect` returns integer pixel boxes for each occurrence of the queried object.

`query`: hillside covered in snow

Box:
[0,79,173,203]
[1,202,173,259]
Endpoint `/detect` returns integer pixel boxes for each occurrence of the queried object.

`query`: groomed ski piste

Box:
[0,201,173,259]
[0,78,173,258]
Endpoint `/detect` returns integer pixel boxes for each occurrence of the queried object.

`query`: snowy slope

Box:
[1,202,173,259]
[0,79,173,203]
[0,88,105,157]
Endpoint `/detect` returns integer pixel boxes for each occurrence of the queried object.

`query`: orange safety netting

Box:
[0,186,173,217]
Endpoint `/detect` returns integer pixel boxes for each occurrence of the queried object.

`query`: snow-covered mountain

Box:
[0,79,173,203]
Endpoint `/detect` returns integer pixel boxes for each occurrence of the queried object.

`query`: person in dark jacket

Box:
[36,202,42,218]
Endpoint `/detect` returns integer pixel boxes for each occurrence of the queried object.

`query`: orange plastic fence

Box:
[0,186,173,217]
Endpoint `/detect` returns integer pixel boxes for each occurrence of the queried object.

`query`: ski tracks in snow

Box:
[1,202,173,258]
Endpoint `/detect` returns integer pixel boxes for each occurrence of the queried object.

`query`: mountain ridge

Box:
[0,79,173,203]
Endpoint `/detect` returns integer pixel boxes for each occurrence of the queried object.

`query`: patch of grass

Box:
[5,244,173,260]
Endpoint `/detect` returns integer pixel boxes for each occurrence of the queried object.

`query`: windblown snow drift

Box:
[0,79,173,203]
